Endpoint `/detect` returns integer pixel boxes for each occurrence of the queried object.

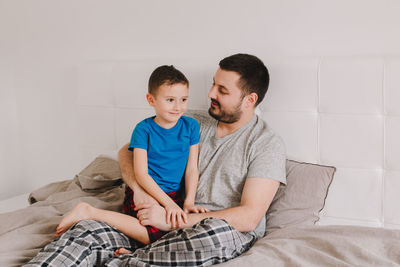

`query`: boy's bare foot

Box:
[56,202,92,236]
[114,248,132,256]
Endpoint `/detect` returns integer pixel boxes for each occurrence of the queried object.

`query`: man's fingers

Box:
[166,211,170,225]
[171,212,176,228]
[182,212,188,224]
[134,203,153,210]
[140,219,150,226]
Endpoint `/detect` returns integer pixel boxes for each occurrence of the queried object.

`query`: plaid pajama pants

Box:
[24,218,256,266]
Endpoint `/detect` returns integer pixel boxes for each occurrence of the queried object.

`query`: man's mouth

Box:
[210,99,220,108]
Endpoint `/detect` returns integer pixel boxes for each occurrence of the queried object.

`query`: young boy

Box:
[56,65,208,251]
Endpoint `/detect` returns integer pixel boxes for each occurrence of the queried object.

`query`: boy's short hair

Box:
[219,53,269,106]
[148,65,189,95]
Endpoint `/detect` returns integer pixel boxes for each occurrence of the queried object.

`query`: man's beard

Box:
[208,99,243,124]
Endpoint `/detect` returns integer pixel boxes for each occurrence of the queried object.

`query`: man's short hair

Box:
[219,54,269,106]
[148,65,189,95]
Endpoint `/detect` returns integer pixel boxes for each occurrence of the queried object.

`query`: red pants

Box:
[122,186,184,243]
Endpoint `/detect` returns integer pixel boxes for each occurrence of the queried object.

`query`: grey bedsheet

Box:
[219,224,400,266]
[1,156,399,267]
[0,156,125,267]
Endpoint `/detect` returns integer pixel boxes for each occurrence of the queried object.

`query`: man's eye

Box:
[218,89,228,95]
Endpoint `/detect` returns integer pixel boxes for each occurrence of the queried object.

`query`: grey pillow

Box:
[265,159,336,235]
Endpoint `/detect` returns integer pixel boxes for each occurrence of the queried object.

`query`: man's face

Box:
[208,68,244,123]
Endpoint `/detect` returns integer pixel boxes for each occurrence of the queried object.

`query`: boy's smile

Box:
[147,82,189,129]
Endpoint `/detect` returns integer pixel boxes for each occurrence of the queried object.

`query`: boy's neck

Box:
[153,116,178,129]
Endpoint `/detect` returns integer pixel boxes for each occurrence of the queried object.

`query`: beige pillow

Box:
[265,160,336,235]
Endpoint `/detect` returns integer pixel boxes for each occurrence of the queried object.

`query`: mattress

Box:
[0,193,29,214]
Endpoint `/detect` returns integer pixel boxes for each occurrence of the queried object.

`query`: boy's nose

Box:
[173,102,180,110]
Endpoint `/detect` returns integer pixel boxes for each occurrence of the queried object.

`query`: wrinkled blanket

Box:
[1,156,400,267]
[0,156,125,267]
[218,224,400,266]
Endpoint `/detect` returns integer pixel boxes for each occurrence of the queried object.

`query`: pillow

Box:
[75,156,123,191]
[265,159,336,235]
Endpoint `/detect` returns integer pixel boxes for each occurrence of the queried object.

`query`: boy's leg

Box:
[24,220,132,267]
[57,202,150,244]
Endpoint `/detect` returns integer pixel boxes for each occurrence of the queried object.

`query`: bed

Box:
[1,56,400,266]
[1,154,399,266]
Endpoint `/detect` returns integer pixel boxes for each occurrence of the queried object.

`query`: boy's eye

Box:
[167,98,174,102]
[181,98,188,102]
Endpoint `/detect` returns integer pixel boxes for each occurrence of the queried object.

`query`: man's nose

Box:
[208,85,216,99]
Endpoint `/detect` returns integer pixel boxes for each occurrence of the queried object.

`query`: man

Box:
[25,54,286,266]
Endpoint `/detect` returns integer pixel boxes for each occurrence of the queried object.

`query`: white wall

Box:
[1,0,400,201]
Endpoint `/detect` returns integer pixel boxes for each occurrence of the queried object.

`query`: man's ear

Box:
[245,93,258,108]
[146,93,155,106]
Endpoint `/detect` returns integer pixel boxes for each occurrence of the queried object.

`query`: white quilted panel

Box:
[177,65,210,110]
[76,106,116,150]
[262,59,319,112]
[319,58,383,115]
[261,111,318,163]
[385,116,400,171]
[384,170,400,226]
[115,107,155,149]
[73,56,400,230]
[319,114,383,168]
[321,168,383,222]
[77,62,114,107]
[113,62,159,108]
[385,59,400,116]
[317,216,381,228]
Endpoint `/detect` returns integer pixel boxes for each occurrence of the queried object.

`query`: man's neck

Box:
[216,110,254,138]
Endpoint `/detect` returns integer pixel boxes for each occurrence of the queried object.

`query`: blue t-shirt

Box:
[129,116,200,193]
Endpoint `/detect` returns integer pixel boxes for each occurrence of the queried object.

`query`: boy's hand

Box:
[183,203,209,214]
[165,202,187,229]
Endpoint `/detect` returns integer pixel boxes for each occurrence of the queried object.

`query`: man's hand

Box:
[135,203,172,231]
[183,203,209,214]
[132,184,159,206]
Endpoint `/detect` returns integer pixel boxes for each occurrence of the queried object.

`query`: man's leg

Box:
[24,220,133,267]
[106,217,257,267]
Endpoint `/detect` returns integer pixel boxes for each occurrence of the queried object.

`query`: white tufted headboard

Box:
[76,56,400,230]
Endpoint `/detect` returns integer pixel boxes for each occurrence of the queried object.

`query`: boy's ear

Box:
[146,93,155,106]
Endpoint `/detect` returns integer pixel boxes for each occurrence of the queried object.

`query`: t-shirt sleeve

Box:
[190,119,200,146]
[247,135,287,184]
[128,122,149,151]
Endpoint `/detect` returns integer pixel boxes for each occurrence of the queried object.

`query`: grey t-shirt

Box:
[187,110,286,238]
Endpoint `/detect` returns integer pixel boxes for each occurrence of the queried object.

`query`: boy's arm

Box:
[183,144,209,213]
[134,148,187,227]
[183,144,199,206]
[118,143,158,205]
[137,177,279,232]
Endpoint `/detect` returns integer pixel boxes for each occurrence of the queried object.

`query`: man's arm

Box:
[137,177,279,232]
[118,143,158,205]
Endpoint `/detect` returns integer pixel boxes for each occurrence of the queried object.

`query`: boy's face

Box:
[147,82,189,126]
